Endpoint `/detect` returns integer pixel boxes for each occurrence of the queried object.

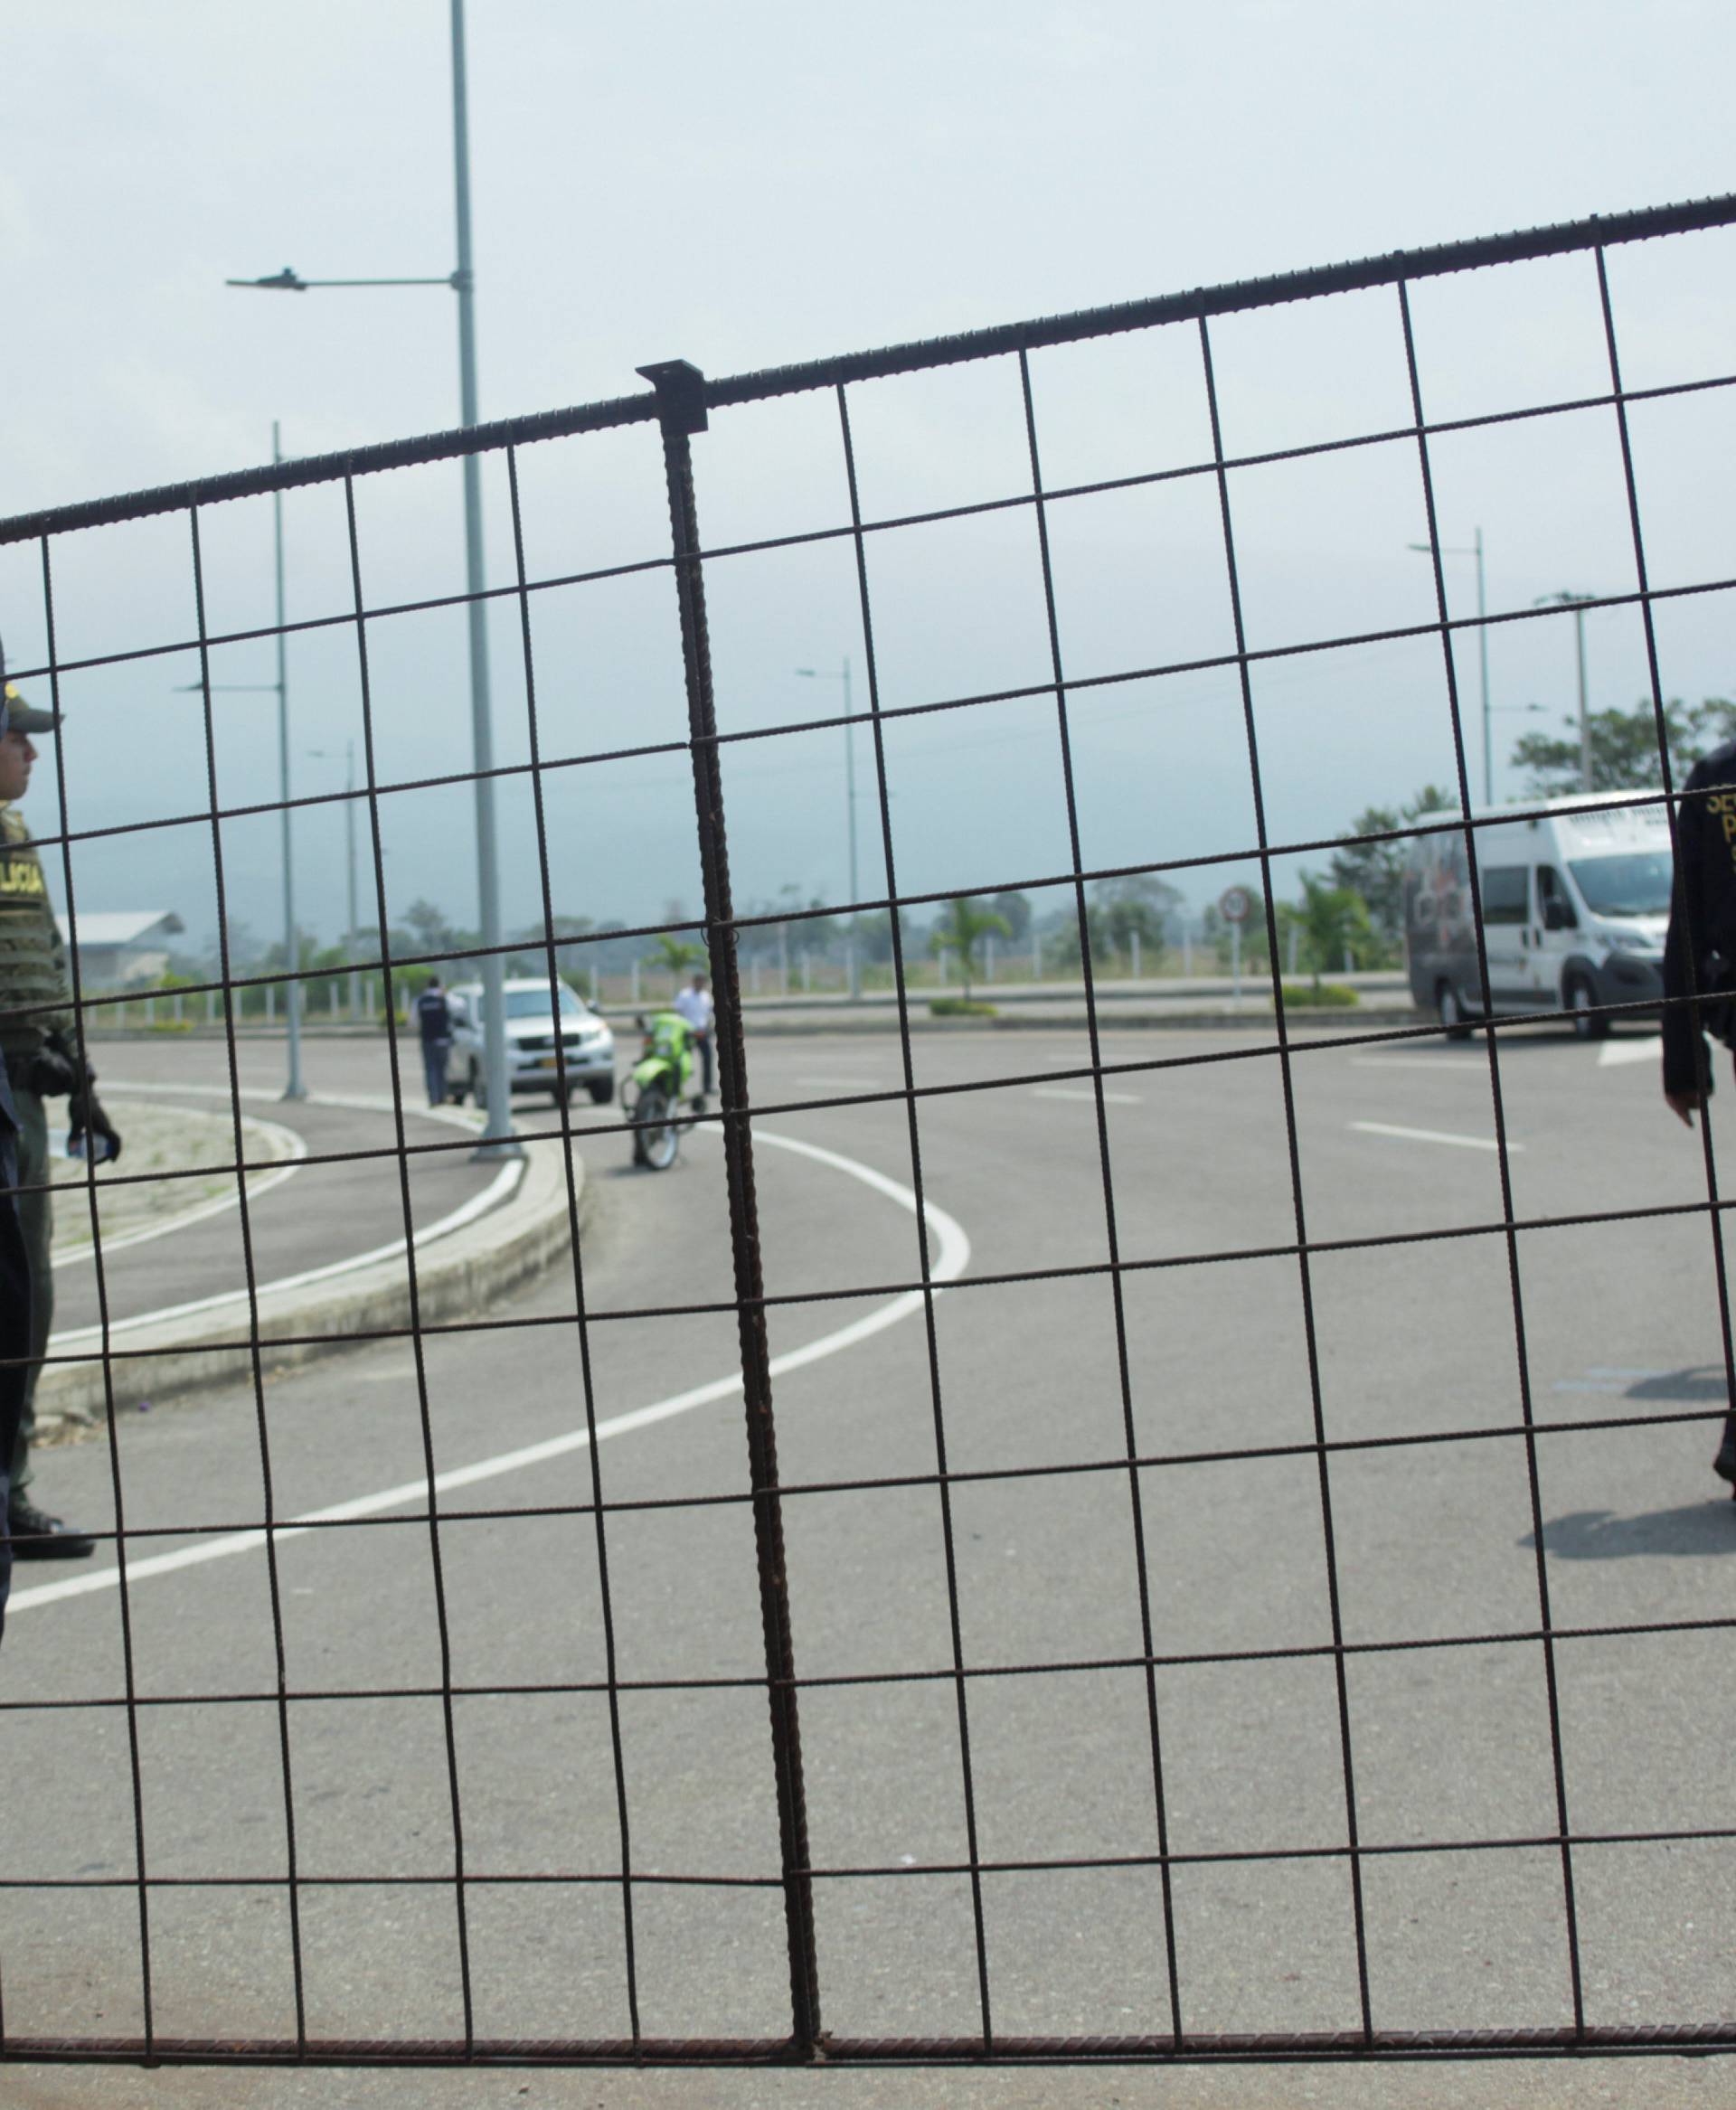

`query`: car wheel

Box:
[587,1077,615,1106]
[637,1086,678,1170]
[1438,982,1473,1042]
[1567,972,1609,1041]
[468,1060,486,1109]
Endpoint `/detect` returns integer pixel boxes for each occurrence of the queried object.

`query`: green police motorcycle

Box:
[624,1011,701,1170]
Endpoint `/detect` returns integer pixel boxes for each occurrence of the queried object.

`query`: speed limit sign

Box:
[1219,885,1252,924]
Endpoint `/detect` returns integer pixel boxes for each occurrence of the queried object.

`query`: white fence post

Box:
[630,958,641,1005]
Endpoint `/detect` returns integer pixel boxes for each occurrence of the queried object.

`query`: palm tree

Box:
[929,897,1012,1003]
[648,931,706,988]
[1293,871,1373,987]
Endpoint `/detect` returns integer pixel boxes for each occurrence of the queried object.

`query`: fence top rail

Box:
[4,189,1734,551]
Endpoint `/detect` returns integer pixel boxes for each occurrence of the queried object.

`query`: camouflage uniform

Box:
[0,802,75,1499]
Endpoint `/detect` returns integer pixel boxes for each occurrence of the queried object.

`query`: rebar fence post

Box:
[640,357,824,2057]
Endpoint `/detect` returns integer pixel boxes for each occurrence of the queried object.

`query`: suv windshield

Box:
[468,985,585,1022]
[1567,852,1673,918]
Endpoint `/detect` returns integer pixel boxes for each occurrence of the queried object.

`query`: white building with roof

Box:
[54,911,185,991]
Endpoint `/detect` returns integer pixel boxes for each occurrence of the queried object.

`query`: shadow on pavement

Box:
[1527,1502,1736,1559]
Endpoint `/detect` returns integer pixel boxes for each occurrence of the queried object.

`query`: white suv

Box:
[446,978,616,1107]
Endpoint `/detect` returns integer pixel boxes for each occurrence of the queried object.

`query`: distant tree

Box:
[1291,871,1375,986]
[929,896,1012,1003]
[1328,786,1459,948]
[989,890,1033,944]
[1050,874,1184,969]
[402,899,458,954]
[647,931,706,979]
[1512,696,1736,796]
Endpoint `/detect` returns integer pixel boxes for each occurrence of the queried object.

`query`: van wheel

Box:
[1567,972,1609,1041]
[468,1060,486,1108]
[1438,983,1472,1042]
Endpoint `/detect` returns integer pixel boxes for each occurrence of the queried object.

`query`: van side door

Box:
[1477,864,1533,1008]
[1533,863,1579,1000]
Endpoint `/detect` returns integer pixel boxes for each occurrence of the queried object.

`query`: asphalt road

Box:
[3,1019,1734,2110]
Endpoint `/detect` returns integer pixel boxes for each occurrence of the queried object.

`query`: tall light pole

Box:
[1535,591,1597,794]
[226,0,515,1152]
[795,661,862,1000]
[307,739,361,1021]
[174,423,306,1100]
[1410,530,1490,804]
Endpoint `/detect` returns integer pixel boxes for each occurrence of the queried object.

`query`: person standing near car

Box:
[673,969,713,1104]
[0,680,121,1559]
[1661,734,1736,1487]
[413,974,454,1107]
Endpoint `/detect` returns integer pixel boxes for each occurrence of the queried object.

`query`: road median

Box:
[37,1126,580,1439]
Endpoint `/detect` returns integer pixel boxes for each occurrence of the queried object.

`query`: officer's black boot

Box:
[1714,1415,1736,1491]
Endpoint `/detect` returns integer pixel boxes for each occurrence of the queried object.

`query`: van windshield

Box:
[1568,852,1673,918]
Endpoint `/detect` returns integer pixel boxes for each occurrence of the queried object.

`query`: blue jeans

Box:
[421,1037,451,1107]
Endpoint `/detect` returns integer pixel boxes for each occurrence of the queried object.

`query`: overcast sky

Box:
[4,0,1734,956]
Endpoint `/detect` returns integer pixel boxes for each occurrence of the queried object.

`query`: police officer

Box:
[1662,734,1736,1488]
[0,667,38,1634]
[0,679,121,1557]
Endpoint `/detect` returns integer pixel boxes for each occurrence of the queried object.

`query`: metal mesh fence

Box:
[0,192,1734,2069]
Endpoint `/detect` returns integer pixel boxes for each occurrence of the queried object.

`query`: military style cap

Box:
[2,683,60,735]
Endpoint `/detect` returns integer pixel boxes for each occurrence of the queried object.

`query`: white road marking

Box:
[48,1086,513,1349]
[1348,1056,1487,1072]
[1349,1120,1518,1154]
[1031,1086,1142,1106]
[11,1125,970,1615]
[52,1110,307,1270]
[1599,1035,1663,1069]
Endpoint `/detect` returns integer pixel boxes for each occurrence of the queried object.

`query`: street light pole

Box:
[226,0,516,1152]
[1409,531,1491,804]
[448,0,511,1146]
[271,421,305,1099]
[307,739,363,1020]
[1536,591,1597,794]
[795,660,862,1000]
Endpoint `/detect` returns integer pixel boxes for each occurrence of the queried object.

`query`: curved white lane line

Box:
[11,1125,969,1615]
[48,1088,514,1347]
[52,1111,308,1270]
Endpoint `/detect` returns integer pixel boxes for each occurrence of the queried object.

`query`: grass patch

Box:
[1278,982,1359,1009]
[929,997,999,1018]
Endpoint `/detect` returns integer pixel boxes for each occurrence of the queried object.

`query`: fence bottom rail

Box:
[3,2025,1735,2069]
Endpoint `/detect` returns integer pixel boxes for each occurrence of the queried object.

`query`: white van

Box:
[1403,795,1672,1038]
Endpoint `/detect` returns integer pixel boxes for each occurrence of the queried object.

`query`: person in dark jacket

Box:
[413,975,454,1107]
[1661,736,1736,1486]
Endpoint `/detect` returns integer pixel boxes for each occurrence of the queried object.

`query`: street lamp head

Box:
[227,268,308,292]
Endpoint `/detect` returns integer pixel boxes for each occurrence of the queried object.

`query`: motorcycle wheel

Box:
[637,1086,679,1170]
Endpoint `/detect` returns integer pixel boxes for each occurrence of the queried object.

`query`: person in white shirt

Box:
[673,971,714,1099]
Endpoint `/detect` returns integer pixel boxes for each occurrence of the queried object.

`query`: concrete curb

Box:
[739,1006,1427,1035]
[36,1135,580,1436]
